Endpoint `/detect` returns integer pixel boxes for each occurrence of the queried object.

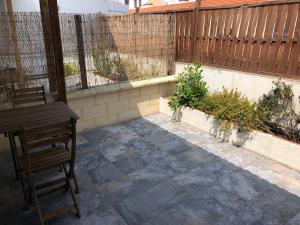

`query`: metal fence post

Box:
[48,0,67,103]
[74,15,88,90]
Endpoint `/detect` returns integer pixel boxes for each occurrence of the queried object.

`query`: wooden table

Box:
[0,102,79,178]
[0,102,79,134]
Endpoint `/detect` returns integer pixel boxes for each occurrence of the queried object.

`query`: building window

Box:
[125,0,129,5]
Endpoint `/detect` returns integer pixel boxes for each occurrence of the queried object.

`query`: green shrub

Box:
[139,64,159,80]
[64,62,78,77]
[256,80,300,142]
[168,62,208,111]
[92,43,162,81]
[92,45,114,78]
[199,89,258,131]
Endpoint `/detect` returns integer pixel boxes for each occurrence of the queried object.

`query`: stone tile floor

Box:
[1,113,300,225]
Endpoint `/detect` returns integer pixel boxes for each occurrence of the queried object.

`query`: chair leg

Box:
[19,170,28,203]
[68,177,81,218]
[62,164,69,192]
[72,172,80,194]
[28,174,45,225]
[59,164,64,172]
[8,133,19,179]
[65,165,80,218]
[32,188,45,225]
[62,164,79,193]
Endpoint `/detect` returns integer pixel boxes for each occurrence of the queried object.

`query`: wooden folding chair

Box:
[7,86,47,180]
[10,85,47,109]
[18,117,81,225]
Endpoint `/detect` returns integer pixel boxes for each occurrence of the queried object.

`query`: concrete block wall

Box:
[67,76,176,133]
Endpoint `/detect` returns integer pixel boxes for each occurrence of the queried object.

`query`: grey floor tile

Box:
[0,113,299,225]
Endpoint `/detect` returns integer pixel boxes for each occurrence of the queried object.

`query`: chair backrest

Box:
[10,85,47,109]
[20,117,77,172]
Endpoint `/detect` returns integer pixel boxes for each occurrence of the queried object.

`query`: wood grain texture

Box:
[175,1,300,77]
[0,102,79,134]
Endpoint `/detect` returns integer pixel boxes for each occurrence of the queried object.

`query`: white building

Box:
[0,0,129,14]
[129,0,195,9]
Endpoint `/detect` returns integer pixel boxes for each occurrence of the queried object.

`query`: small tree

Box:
[168,62,208,116]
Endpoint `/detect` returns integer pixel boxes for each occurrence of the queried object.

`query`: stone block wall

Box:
[67,77,176,133]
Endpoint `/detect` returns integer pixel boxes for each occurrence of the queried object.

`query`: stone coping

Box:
[67,75,177,100]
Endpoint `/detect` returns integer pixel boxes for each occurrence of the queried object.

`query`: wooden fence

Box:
[175,1,300,77]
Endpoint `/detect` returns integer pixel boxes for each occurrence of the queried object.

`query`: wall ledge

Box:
[67,75,178,100]
[176,62,300,82]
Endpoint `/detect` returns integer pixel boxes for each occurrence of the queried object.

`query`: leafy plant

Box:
[64,62,78,77]
[139,64,159,80]
[92,44,114,78]
[168,62,208,112]
[117,56,138,80]
[256,80,300,142]
[199,89,258,131]
[93,45,159,81]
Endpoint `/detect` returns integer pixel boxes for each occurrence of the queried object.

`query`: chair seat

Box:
[18,146,71,172]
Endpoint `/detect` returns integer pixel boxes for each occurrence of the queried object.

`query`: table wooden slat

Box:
[0,102,79,134]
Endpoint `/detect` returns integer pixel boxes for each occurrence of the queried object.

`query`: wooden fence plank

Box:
[249,6,268,70]
[278,4,297,73]
[259,5,277,71]
[287,4,300,74]
[198,10,206,63]
[213,9,225,64]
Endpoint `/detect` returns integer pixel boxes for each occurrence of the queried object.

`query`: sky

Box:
[0,0,128,14]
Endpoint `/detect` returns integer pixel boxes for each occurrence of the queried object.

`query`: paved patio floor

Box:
[1,113,300,225]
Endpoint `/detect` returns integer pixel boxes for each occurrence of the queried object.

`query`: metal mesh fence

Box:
[0,12,176,105]
[0,12,55,109]
[60,13,176,92]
